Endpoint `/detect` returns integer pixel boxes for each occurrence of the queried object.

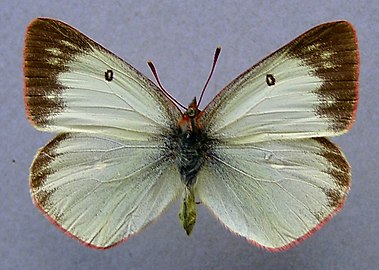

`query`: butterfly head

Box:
[185,98,200,119]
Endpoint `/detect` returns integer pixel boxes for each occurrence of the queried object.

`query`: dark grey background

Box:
[1,0,377,269]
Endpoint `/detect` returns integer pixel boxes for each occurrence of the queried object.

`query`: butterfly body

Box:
[167,99,216,234]
[171,99,212,187]
[24,18,358,250]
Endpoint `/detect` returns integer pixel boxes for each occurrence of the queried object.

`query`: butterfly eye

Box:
[105,69,114,81]
[266,74,276,86]
[187,107,197,118]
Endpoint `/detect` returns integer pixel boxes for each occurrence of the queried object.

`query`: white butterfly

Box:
[24,18,359,251]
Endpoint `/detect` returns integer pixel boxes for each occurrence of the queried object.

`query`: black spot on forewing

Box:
[314,138,350,208]
[266,74,276,86]
[24,18,94,127]
[105,69,114,81]
[288,21,359,132]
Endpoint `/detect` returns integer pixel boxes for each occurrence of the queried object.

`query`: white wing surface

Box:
[24,18,182,141]
[200,21,358,144]
[30,133,182,248]
[196,138,350,250]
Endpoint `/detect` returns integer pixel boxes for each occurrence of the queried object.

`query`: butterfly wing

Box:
[24,18,183,248]
[24,18,182,140]
[199,21,358,144]
[196,21,358,250]
[196,138,350,250]
[31,133,182,248]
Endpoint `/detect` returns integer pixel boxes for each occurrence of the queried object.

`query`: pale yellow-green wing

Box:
[196,138,350,251]
[195,21,357,250]
[24,18,182,141]
[24,18,186,248]
[199,21,358,144]
[30,133,182,248]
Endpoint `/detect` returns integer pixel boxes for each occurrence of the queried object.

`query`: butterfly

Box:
[24,18,359,251]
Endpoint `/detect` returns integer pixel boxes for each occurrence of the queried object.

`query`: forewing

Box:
[196,138,350,250]
[24,18,181,140]
[200,21,359,144]
[31,133,182,248]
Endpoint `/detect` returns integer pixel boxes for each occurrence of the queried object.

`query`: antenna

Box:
[148,61,186,110]
[198,47,221,106]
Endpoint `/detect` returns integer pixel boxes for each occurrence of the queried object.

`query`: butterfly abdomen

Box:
[178,130,206,186]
